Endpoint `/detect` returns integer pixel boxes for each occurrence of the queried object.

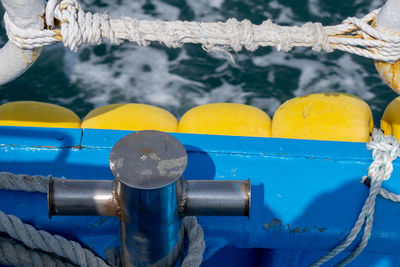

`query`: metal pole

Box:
[48,178,251,217]
[110,131,187,267]
[183,179,250,216]
[48,130,252,267]
[48,179,116,216]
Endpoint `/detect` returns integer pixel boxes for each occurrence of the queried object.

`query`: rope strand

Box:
[4,0,400,61]
[311,129,400,267]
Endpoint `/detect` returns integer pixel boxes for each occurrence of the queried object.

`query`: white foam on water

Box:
[187,0,225,20]
[81,0,180,20]
[184,83,252,106]
[62,0,257,113]
[308,0,330,19]
[250,97,281,116]
[252,50,375,100]
[59,0,384,117]
[267,0,295,24]
[355,0,386,17]
[64,44,201,109]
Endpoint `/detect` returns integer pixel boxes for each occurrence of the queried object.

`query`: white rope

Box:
[311,129,400,267]
[361,176,400,202]
[0,172,111,266]
[3,0,400,61]
[0,209,111,267]
[181,216,205,267]
[0,172,50,193]
[0,236,77,267]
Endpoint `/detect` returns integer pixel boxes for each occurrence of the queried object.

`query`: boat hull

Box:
[1,126,400,266]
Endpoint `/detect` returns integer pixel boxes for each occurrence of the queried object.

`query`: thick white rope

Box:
[361,176,400,202]
[0,173,111,266]
[0,172,49,193]
[311,129,400,267]
[2,0,400,62]
[0,172,205,267]
[0,236,77,267]
[0,209,111,267]
[181,216,205,267]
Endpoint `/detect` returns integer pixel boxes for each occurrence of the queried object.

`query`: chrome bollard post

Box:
[110,131,187,266]
[48,130,251,267]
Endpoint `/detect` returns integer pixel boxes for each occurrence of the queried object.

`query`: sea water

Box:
[0,0,397,124]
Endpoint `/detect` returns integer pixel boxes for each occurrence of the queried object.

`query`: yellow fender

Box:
[178,103,272,137]
[272,93,373,142]
[82,103,178,132]
[381,96,400,139]
[0,101,81,128]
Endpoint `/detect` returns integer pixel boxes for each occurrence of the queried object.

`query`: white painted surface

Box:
[376,0,400,31]
[0,0,44,86]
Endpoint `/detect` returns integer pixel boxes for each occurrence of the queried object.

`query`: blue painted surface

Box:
[0,126,82,147]
[1,126,400,266]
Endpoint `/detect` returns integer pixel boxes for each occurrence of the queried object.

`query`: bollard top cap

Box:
[109,130,187,190]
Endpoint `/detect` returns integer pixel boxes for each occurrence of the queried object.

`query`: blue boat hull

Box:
[1,126,400,266]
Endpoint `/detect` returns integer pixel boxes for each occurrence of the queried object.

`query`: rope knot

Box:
[367,129,399,181]
[260,20,292,52]
[46,0,120,52]
[239,19,258,51]
[226,18,242,52]
[4,0,400,62]
[311,128,400,266]
[305,22,333,53]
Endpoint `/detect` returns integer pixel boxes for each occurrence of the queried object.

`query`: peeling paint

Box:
[265,220,328,234]
[264,218,282,229]
[291,227,301,234]
[313,226,328,232]
[148,152,161,161]
[110,158,124,170]
[157,156,186,177]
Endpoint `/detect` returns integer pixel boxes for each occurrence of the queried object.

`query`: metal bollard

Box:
[48,130,250,267]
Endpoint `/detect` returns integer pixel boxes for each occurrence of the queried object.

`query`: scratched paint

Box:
[264,219,327,234]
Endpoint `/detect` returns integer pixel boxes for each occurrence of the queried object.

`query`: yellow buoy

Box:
[178,103,272,137]
[0,101,81,128]
[381,96,400,139]
[82,103,178,132]
[272,93,373,142]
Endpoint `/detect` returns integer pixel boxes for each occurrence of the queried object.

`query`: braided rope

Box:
[311,129,400,267]
[376,187,400,202]
[0,236,77,267]
[0,172,111,266]
[181,216,205,267]
[3,0,400,61]
[0,172,51,193]
[361,176,400,202]
[0,209,111,267]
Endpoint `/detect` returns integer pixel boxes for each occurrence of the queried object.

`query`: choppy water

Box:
[0,0,398,124]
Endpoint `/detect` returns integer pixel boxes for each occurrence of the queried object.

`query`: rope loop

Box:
[309,22,332,53]
[311,129,400,267]
[367,129,400,180]
[51,0,121,51]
